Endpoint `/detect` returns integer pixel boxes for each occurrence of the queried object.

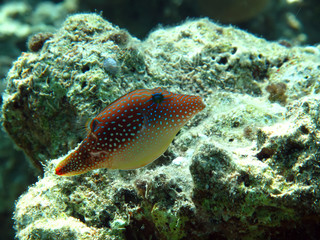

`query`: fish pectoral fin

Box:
[140,112,149,132]
[89,150,109,159]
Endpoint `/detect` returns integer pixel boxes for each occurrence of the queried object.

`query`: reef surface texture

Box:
[4,14,320,239]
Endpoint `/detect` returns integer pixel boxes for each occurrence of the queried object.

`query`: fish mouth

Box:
[55,164,65,176]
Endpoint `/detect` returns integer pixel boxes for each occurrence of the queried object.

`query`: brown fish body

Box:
[55,87,205,176]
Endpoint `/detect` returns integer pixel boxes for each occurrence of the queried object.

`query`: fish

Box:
[55,87,205,176]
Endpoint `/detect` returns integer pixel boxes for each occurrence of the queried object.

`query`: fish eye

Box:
[91,119,98,132]
[152,93,164,104]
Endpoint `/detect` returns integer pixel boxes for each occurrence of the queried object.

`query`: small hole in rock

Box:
[218,56,228,64]
[256,147,276,160]
[299,125,309,135]
[81,64,90,73]
[81,81,87,89]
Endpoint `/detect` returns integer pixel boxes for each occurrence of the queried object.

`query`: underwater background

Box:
[1,0,320,239]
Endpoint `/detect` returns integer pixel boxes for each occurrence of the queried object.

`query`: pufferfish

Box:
[55,87,205,176]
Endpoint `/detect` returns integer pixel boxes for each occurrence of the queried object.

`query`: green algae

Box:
[151,204,188,239]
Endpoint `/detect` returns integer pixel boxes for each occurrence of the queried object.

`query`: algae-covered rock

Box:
[2,13,289,170]
[0,0,78,81]
[2,13,145,170]
[6,13,320,239]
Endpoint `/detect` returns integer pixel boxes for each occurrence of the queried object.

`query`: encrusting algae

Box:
[55,87,205,176]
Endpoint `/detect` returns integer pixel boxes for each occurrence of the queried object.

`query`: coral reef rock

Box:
[0,0,77,80]
[6,13,320,239]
